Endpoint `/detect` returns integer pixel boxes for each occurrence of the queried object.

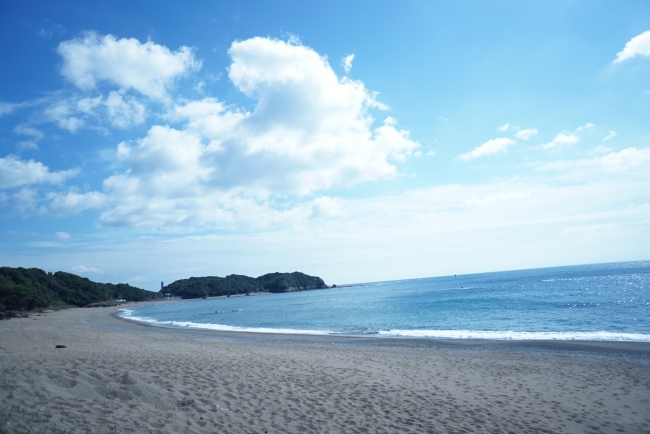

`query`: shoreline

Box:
[111,302,650,357]
[113,300,650,356]
[2,305,650,433]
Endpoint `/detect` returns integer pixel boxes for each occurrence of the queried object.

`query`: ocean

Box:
[121,261,650,341]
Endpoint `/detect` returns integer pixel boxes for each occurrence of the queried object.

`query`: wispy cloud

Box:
[55,231,71,241]
[498,123,509,132]
[8,175,649,286]
[462,190,530,208]
[575,122,595,132]
[457,138,515,161]
[538,133,578,150]
[538,147,650,172]
[39,20,66,39]
[71,265,103,274]
[14,124,44,141]
[14,124,45,151]
[514,128,538,140]
[590,145,612,155]
[0,101,36,116]
[602,131,617,142]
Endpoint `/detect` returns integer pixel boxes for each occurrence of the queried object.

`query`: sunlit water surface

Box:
[122,261,650,341]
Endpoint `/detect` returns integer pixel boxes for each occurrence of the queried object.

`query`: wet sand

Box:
[1,304,649,433]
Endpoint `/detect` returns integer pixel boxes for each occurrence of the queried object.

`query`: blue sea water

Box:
[121,261,650,341]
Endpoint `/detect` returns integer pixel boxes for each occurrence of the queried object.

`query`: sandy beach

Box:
[1,304,649,434]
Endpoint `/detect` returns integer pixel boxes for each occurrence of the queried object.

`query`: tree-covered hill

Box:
[0,267,328,309]
[162,272,327,299]
[0,267,161,311]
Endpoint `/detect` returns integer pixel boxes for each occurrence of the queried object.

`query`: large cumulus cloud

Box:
[52,37,419,228]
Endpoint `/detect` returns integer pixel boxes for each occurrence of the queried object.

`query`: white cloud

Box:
[498,123,509,132]
[6,173,650,286]
[0,100,41,117]
[0,102,18,116]
[538,133,578,150]
[55,231,71,241]
[457,138,515,161]
[425,150,437,157]
[182,37,415,192]
[104,91,146,128]
[602,131,617,142]
[342,54,354,74]
[596,147,650,171]
[575,122,595,132]
[39,20,66,39]
[613,31,650,63]
[14,124,45,150]
[590,145,612,155]
[12,188,39,214]
[44,101,85,133]
[40,37,419,229]
[514,128,538,140]
[539,147,650,172]
[45,92,146,132]
[71,265,103,274]
[45,191,107,216]
[309,196,347,219]
[16,141,40,151]
[194,80,206,93]
[462,191,530,208]
[76,95,103,113]
[0,155,78,189]
[14,124,44,141]
[112,125,210,194]
[165,98,246,144]
[57,32,201,99]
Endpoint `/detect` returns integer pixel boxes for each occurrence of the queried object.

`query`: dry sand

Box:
[1,304,650,434]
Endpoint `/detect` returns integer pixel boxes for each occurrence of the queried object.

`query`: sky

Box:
[1,0,649,289]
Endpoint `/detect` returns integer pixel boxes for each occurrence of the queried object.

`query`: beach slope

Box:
[1,306,649,433]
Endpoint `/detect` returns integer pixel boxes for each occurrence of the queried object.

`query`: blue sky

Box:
[1,0,649,289]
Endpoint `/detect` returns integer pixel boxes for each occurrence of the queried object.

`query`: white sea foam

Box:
[119,309,333,335]
[378,329,650,342]
[119,308,650,341]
